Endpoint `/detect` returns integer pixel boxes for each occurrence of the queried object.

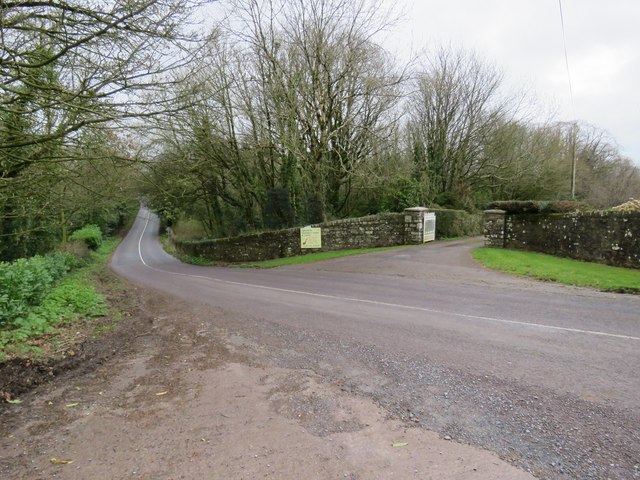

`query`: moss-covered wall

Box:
[504,211,640,269]
[175,213,406,263]
[174,208,483,263]
[483,210,506,247]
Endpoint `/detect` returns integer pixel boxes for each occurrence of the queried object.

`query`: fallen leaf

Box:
[47,401,53,405]
[155,391,168,396]
[65,402,79,408]
[50,457,74,465]
[6,399,22,404]
[392,442,409,448]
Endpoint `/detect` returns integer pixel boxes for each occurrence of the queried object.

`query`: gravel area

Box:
[220,310,640,479]
[1,290,535,480]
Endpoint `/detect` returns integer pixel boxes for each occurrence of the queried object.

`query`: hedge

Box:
[431,208,483,238]
[486,200,590,214]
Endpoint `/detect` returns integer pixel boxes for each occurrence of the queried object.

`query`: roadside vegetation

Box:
[0,232,122,361]
[160,234,216,267]
[473,248,640,293]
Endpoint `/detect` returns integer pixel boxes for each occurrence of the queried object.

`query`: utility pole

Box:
[570,122,577,200]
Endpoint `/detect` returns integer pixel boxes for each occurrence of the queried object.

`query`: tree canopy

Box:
[0,0,207,258]
[1,0,638,257]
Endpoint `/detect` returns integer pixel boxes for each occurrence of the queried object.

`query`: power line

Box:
[558,0,574,107]
[558,0,577,199]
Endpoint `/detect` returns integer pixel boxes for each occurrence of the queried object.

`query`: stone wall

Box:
[403,207,429,244]
[484,210,640,269]
[483,210,507,247]
[176,207,483,263]
[175,213,407,263]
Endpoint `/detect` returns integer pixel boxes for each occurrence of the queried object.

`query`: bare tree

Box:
[570,123,640,207]
[479,120,569,201]
[407,47,514,207]
[228,0,406,221]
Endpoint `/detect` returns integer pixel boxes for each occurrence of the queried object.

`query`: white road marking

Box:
[137,212,640,342]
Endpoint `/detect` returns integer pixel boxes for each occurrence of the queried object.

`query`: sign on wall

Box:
[300,227,322,249]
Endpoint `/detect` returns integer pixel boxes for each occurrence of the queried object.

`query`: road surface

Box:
[110,207,640,479]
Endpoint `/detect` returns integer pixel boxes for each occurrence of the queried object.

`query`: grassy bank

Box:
[473,248,640,293]
[160,235,217,266]
[0,239,121,360]
[234,246,407,268]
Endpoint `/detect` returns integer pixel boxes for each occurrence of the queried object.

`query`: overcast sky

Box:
[382,0,640,164]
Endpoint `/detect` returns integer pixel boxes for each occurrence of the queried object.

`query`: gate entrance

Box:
[423,212,436,242]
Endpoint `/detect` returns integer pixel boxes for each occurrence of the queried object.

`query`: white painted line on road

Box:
[137,212,640,342]
[137,212,148,267]
[216,283,640,341]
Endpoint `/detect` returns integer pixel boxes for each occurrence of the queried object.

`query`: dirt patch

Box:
[0,279,534,479]
[0,267,148,402]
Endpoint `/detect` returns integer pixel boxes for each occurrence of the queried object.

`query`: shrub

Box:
[431,208,483,238]
[263,188,295,229]
[486,200,590,214]
[0,253,76,326]
[610,198,640,212]
[380,177,425,212]
[62,239,91,259]
[69,224,103,250]
[541,200,591,214]
[486,200,543,214]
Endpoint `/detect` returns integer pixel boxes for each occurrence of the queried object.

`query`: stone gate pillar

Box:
[483,209,506,247]
[404,207,429,244]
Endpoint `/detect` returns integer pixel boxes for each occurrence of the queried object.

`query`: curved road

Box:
[112,207,640,479]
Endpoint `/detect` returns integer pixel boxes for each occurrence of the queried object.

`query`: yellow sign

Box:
[300,227,322,249]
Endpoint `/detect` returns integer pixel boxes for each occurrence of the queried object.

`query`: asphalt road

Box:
[111,207,640,479]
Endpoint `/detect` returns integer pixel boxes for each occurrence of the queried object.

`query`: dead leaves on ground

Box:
[1,390,23,404]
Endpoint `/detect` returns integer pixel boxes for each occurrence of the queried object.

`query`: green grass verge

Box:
[0,239,119,359]
[473,247,640,293]
[234,246,408,268]
[159,235,217,266]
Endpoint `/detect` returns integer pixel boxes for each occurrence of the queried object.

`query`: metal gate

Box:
[423,212,436,242]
